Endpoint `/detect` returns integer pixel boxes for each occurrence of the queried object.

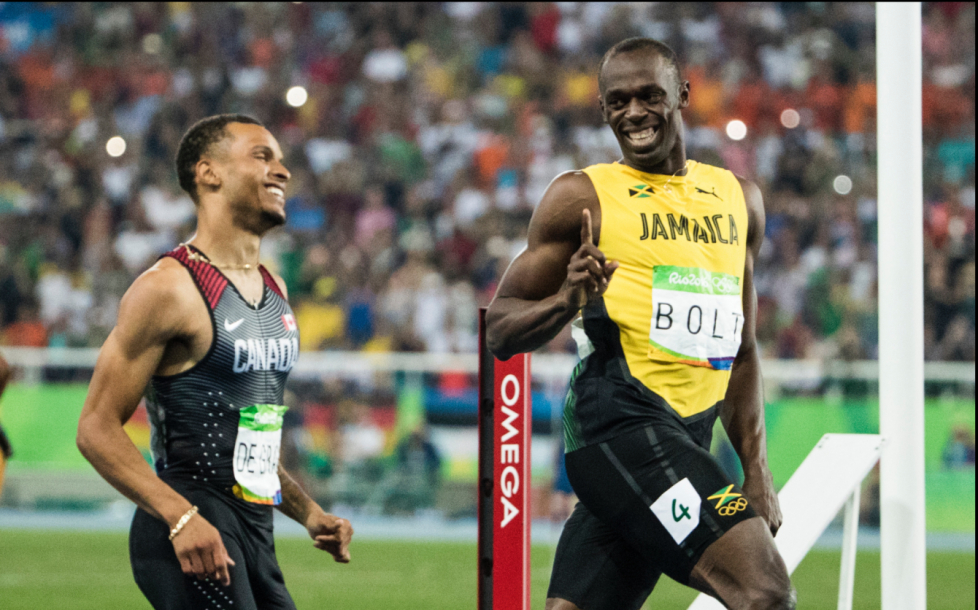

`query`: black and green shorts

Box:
[547,424,756,610]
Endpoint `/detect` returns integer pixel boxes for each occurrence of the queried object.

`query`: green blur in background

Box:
[0,383,974,531]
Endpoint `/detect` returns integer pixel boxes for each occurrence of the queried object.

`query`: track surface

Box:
[0,530,973,609]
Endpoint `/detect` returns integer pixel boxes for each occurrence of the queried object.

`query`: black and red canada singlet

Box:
[144,245,298,496]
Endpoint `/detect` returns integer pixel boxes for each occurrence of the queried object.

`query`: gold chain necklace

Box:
[663,160,691,194]
[182,244,259,271]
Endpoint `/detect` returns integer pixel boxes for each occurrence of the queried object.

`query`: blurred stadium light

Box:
[834,175,854,195]
[286,85,309,108]
[725,119,748,141]
[105,136,126,158]
[780,109,801,129]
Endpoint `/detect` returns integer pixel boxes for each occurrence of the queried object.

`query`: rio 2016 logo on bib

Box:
[648,265,744,370]
[232,404,288,505]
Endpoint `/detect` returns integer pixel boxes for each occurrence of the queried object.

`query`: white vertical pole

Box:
[838,487,862,610]
[876,3,927,610]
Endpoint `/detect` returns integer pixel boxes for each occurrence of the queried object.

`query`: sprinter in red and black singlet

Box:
[143,244,299,493]
[130,244,302,608]
[78,115,352,610]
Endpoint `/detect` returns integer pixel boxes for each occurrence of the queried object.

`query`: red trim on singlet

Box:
[259,265,286,301]
[162,246,228,309]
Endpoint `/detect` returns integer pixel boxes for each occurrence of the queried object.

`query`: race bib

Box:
[232,404,288,505]
[648,265,744,370]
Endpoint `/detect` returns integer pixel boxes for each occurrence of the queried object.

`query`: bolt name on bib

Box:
[648,265,744,370]
[232,404,288,505]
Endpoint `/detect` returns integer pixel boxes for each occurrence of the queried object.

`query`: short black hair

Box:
[175,114,263,202]
[598,37,683,93]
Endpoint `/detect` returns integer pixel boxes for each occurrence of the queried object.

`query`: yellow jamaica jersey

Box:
[563,160,749,452]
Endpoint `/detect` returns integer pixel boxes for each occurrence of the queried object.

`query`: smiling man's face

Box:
[215,122,291,231]
[599,50,689,173]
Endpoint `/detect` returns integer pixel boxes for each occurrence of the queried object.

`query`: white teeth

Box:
[627,127,656,143]
[266,186,284,198]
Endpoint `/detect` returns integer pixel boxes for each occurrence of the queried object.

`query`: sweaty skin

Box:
[77,123,352,589]
[487,48,792,609]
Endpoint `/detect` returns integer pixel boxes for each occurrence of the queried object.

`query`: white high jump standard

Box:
[688,433,885,610]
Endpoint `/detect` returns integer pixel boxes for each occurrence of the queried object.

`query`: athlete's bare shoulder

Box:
[734,174,765,255]
[131,256,199,305]
[264,268,289,301]
[115,257,203,347]
[733,174,763,212]
[529,170,601,247]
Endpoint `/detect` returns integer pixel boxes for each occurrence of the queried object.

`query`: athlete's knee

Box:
[747,557,794,609]
[545,597,583,610]
[744,581,795,610]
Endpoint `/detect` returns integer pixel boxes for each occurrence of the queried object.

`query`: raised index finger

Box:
[581,208,593,246]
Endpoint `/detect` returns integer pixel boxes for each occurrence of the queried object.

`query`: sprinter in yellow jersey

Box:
[487,38,793,610]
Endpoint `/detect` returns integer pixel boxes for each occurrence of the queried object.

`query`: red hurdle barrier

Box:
[478,308,532,610]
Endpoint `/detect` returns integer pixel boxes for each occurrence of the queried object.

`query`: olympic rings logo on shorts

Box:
[717,497,749,516]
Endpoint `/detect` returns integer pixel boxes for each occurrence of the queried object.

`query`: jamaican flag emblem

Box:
[629,184,655,198]
[708,484,749,516]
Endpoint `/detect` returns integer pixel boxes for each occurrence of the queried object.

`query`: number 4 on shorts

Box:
[650,478,701,544]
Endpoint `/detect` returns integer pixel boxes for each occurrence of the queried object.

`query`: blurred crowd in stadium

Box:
[0,2,973,363]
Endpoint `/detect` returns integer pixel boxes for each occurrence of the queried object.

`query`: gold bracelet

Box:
[168,505,199,541]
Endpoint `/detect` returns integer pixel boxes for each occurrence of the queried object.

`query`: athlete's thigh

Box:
[245,537,297,610]
[130,507,259,610]
[689,516,792,608]
[566,425,757,585]
[186,536,261,610]
[548,501,660,610]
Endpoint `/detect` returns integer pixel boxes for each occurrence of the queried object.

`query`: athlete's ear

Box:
[598,95,608,124]
[678,80,690,110]
[196,158,222,193]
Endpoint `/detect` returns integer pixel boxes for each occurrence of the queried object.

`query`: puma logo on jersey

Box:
[233,338,299,373]
[695,186,722,200]
[225,318,244,332]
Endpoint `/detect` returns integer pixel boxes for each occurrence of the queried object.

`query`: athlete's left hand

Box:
[742,470,782,536]
[306,511,353,563]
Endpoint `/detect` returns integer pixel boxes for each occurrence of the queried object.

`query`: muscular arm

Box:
[486,171,617,360]
[77,263,236,584]
[267,269,319,529]
[277,465,353,562]
[276,466,319,525]
[76,266,200,526]
[269,269,353,562]
[720,177,781,535]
